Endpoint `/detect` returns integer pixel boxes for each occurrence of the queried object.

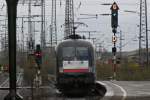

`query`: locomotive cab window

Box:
[76,47,89,60]
[62,47,89,61]
[62,47,75,60]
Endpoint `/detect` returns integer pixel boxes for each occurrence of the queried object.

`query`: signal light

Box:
[112,47,117,53]
[112,13,116,16]
[35,51,42,67]
[110,2,119,28]
[111,11,118,28]
[35,52,42,57]
[35,44,42,67]
[36,44,41,52]
[112,3,117,10]
[112,28,117,33]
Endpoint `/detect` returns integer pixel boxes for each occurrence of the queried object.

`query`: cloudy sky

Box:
[0,0,150,51]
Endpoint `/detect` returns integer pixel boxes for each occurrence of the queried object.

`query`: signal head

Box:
[110,2,119,11]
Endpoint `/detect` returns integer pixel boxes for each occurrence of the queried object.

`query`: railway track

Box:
[0,70,106,100]
[25,81,106,100]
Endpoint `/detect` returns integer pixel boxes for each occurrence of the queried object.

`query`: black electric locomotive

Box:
[55,35,96,94]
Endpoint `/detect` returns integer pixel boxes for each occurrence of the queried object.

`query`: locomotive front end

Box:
[56,39,95,93]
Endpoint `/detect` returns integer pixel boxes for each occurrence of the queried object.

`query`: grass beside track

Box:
[96,60,150,81]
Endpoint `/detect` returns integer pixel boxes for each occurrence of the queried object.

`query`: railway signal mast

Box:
[65,0,74,37]
[110,2,119,79]
[139,0,148,67]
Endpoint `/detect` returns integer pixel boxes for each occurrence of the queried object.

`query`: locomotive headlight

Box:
[59,67,63,73]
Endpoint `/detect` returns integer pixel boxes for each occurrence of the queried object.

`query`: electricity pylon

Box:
[41,0,46,48]
[64,0,74,37]
[139,0,148,67]
[50,0,57,47]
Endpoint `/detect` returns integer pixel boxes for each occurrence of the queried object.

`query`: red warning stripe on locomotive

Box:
[63,69,89,73]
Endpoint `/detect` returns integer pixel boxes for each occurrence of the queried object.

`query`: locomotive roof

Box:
[56,39,94,49]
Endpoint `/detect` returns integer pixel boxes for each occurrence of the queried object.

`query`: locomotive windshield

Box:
[62,47,89,60]
[63,47,75,60]
[76,47,88,60]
